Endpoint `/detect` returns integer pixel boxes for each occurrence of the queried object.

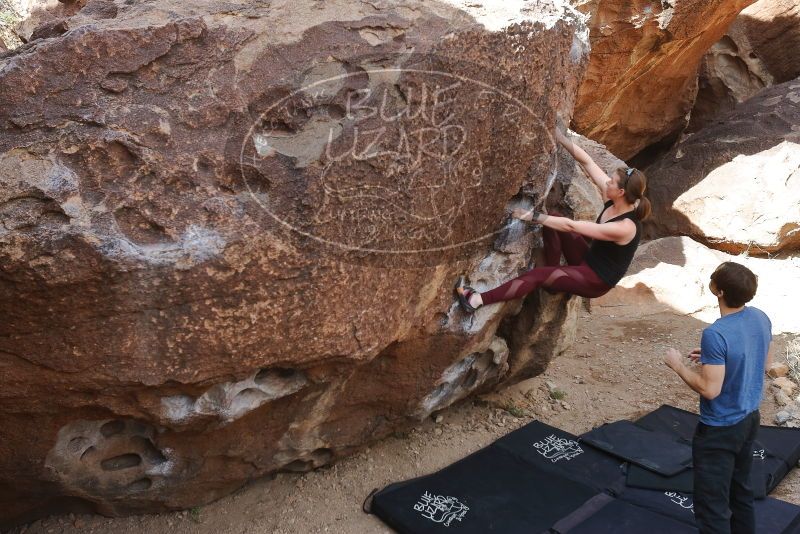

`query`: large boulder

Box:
[596,236,800,334]
[645,77,800,254]
[688,0,800,131]
[687,32,772,132]
[735,0,800,84]
[549,130,620,221]
[0,0,591,526]
[570,0,755,160]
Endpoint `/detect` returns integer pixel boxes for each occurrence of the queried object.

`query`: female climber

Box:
[455,127,652,313]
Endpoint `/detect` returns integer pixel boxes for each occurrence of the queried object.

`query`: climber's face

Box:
[607,172,625,200]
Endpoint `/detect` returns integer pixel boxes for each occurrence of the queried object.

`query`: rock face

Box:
[645,77,800,255]
[688,0,800,131]
[596,236,800,335]
[734,0,800,84]
[0,0,591,526]
[570,0,755,160]
[549,130,619,221]
[687,31,773,132]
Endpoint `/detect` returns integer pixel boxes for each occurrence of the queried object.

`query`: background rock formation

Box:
[734,0,800,84]
[689,0,800,131]
[645,77,800,255]
[596,236,800,334]
[0,0,591,526]
[570,0,755,160]
[687,30,773,132]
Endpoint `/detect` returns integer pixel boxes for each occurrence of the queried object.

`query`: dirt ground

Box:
[11,303,800,534]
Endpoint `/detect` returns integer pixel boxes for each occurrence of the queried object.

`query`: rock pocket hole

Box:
[282,459,313,472]
[80,446,96,461]
[235,387,268,403]
[255,368,300,383]
[100,453,142,471]
[100,420,125,438]
[127,478,152,492]
[309,448,333,466]
[462,367,479,389]
[113,206,171,245]
[68,437,90,454]
[131,436,167,464]
[229,388,270,418]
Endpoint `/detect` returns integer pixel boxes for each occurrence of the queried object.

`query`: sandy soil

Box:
[11,304,800,534]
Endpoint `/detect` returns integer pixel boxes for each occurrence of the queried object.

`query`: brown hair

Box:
[710,262,758,308]
[615,167,651,220]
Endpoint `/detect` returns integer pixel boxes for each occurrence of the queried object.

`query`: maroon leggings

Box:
[480,223,612,305]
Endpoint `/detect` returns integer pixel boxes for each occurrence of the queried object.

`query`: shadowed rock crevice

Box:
[417,336,510,418]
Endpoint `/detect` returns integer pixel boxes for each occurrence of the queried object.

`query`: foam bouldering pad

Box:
[551,493,697,534]
[636,404,800,494]
[580,420,692,476]
[370,443,599,533]
[618,486,800,533]
[494,420,626,494]
[369,414,800,533]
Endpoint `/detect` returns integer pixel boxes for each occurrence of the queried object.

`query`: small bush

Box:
[503,402,526,418]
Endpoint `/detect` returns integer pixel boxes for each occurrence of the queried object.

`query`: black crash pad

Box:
[625,442,769,499]
[494,420,626,494]
[370,443,599,533]
[369,414,800,534]
[636,404,800,494]
[551,493,697,534]
[580,420,693,476]
[618,486,800,533]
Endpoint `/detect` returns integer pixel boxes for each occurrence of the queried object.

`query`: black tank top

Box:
[585,200,641,287]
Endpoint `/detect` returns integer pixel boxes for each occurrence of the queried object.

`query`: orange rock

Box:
[572,0,756,159]
[768,362,790,379]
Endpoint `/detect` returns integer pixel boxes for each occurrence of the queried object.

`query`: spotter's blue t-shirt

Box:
[699,306,772,426]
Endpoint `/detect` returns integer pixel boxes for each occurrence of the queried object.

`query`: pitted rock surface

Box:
[0,0,592,525]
